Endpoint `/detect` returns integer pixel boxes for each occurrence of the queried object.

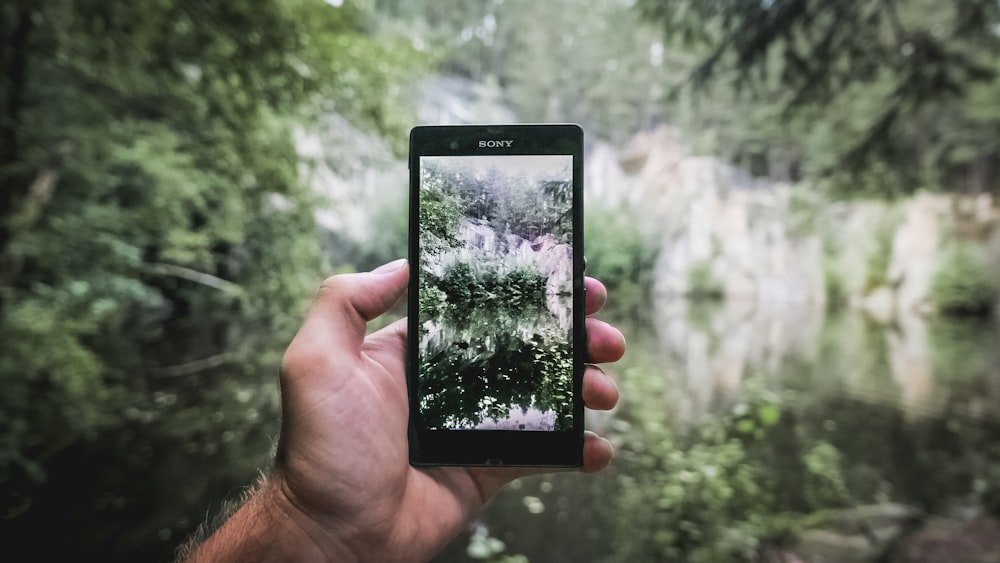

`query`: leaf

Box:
[757,404,781,426]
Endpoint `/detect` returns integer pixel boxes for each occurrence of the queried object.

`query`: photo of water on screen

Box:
[417,155,574,431]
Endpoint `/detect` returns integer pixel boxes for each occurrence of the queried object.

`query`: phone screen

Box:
[408,125,584,466]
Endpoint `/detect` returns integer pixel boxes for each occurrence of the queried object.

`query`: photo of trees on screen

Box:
[417,155,574,431]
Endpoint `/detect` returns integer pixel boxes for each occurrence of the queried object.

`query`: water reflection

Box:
[656,298,823,422]
[656,297,1000,423]
[437,297,1000,562]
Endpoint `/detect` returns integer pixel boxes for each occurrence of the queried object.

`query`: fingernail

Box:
[373,258,407,274]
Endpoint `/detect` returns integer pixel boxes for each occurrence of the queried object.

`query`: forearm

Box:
[177,475,344,563]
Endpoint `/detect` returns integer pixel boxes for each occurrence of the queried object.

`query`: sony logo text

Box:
[479,140,514,148]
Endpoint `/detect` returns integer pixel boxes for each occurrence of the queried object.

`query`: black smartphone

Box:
[407,124,585,467]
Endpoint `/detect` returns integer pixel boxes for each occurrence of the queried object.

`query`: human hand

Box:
[182,259,625,562]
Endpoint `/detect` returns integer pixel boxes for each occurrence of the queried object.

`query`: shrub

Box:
[863,218,895,293]
[688,258,724,299]
[930,244,996,316]
[584,204,657,293]
[435,261,547,312]
[419,188,463,247]
[503,267,547,309]
[439,261,479,305]
[824,258,847,310]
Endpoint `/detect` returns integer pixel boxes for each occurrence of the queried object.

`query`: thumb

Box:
[297,259,409,359]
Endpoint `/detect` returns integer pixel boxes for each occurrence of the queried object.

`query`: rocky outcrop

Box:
[586,126,1000,422]
[767,509,1000,563]
[454,218,573,329]
[765,504,922,563]
[889,516,1000,563]
[593,128,826,306]
[887,195,946,315]
[589,126,1000,319]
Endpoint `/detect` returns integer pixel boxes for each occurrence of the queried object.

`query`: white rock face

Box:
[587,125,1000,420]
[296,113,406,243]
[588,125,1000,318]
[887,194,946,314]
[592,127,826,307]
[454,219,574,330]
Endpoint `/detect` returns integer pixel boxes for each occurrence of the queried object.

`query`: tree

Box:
[0,0,425,559]
[375,0,671,144]
[639,0,1000,195]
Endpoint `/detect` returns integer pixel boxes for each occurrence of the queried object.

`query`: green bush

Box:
[503,267,548,309]
[613,393,786,562]
[688,258,724,300]
[418,327,572,429]
[824,258,847,310]
[419,260,567,430]
[418,189,463,249]
[584,204,657,294]
[436,262,546,312]
[930,244,997,316]
[863,218,895,293]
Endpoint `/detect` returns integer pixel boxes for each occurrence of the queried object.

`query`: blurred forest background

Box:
[2,0,1000,561]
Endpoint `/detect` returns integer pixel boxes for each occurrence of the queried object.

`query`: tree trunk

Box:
[0,3,35,316]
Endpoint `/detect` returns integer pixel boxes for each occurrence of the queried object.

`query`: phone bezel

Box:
[407,124,585,467]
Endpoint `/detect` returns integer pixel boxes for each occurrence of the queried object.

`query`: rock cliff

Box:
[588,126,1000,319]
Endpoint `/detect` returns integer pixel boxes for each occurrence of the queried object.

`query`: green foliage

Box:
[436,262,547,313]
[928,317,998,388]
[441,294,1000,561]
[930,243,997,315]
[584,204,657,286]
[787,187,825,238]
[864,217,897,293]
[375,0,669,144]
[0,0,426,558]
[419,186,464,249]
[608,365,946,561]
[823,257,847,309]
[638,0,1000,195]
[418,282,449,321]
[503,267,550,306]
[584,203,658,314]
[687,258,724,300]
[418,324,573,430]
[418,259,570,430]
[802,442,851,507]
[416,156,575,431]
[613,383,790,561]
[438,261,478,306]
[380,0,1000,195]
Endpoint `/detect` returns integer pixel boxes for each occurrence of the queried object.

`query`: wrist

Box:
[180,473,351,563]
[270,467,398,563]
[268,471,358,561]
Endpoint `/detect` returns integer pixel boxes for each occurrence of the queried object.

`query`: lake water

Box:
[434,295,1000,562]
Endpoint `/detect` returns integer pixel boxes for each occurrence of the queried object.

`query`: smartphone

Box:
[407,124,585,467]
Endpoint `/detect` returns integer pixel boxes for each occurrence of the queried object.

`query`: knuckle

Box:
[319,273,351,293]
[280,338,328,379]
